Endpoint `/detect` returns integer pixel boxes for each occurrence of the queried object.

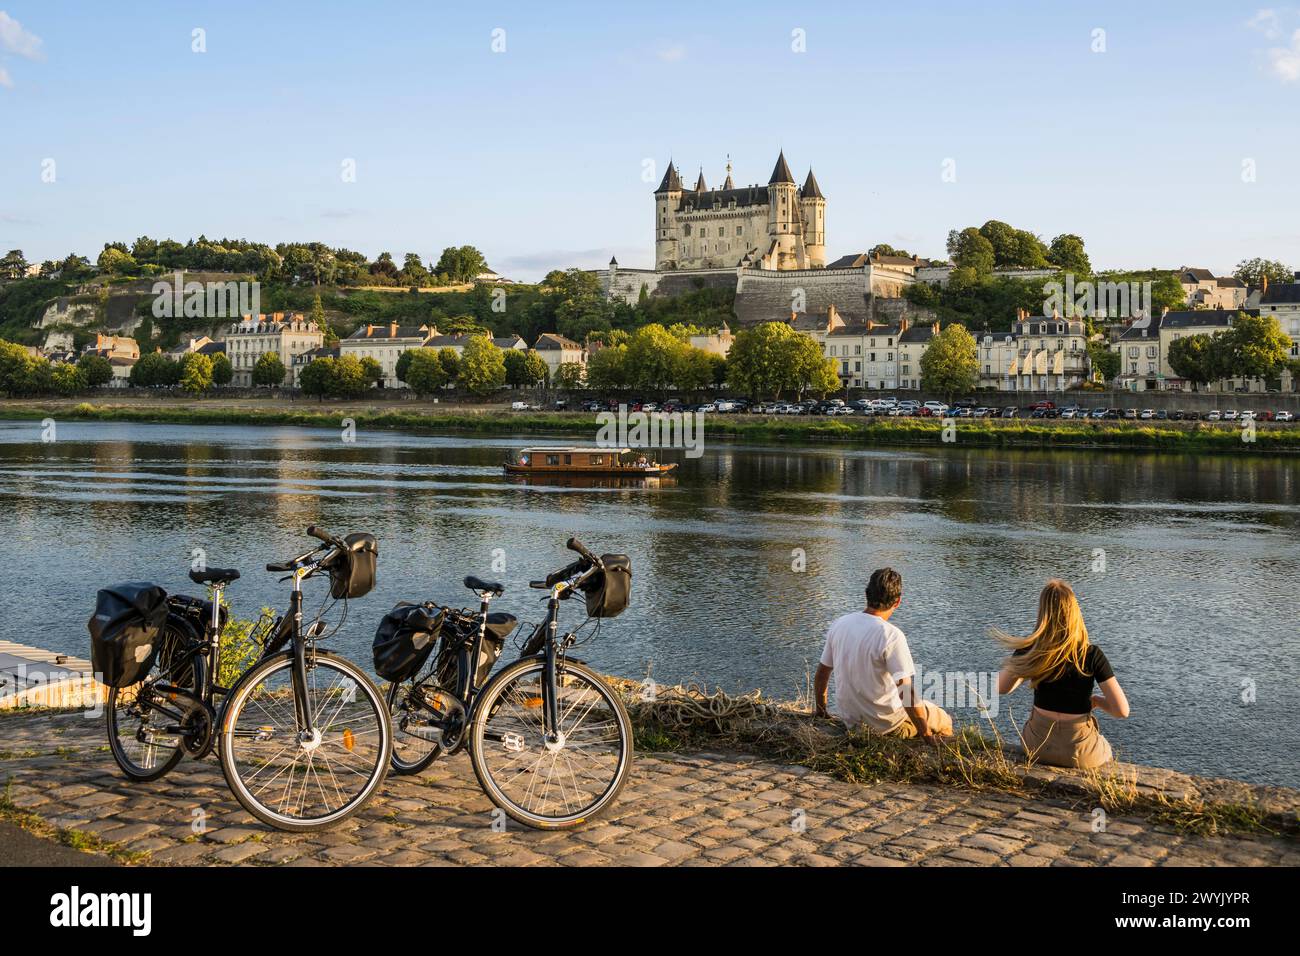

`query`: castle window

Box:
[718,228,724,237]
[736,226,742,236]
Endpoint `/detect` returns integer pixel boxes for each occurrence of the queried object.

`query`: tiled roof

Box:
[1260,283,1300,304]
[1160,309,1256,329]
[534,333,582,350]
[1180,268,1215,282]
[899,324,939,343]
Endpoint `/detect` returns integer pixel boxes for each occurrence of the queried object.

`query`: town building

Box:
[224,313,323,387]
[1178,268,1249,311]
[292,345,339,387]
[1111,308,1274,392]
[689,322,734,358]
[340,323,436,388]
[533,332,586,383]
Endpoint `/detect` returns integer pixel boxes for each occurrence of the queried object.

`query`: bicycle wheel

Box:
[106,624,197,782]
[469,657,633,830]
[386,675,449,775]
[219,650,391,831]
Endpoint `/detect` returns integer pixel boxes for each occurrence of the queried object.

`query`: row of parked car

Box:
[526,397,1297,423]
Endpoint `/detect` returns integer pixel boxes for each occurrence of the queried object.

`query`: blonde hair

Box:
[993,580,1091,686]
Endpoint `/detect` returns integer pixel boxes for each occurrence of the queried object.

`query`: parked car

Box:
[1240,410,1256,421]
[1205,410,1221,421]
[1001,406,1018,418]
[1139,409,1155,420]
[510,400,531,411]
[1223,410,1239,421]
[923,400,949,415]
[1030,400,1057,411]
[1155,409,1168,420]
[1123,408,1138,419]
[1089,407,1107,419]
[1276,410,1295,422]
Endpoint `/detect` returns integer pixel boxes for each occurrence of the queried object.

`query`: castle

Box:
[653,151,825,271]
[596,152,941,329]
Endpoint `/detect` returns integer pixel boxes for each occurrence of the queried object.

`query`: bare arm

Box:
[897,676,933,736]
[813,663,832,718]
[1092,677,1130,718]
[997,666,1022,696]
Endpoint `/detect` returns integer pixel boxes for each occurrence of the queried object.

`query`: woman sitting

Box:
[994,580,1129,769]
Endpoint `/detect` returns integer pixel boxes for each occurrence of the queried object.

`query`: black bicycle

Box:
[102,527,392,831]
[381,537,634,829]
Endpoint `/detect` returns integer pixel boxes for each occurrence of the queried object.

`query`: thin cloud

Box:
[0,65,11,89]
[1247,8,1282,38]
[1267,29,1300,80]
[0,11,43,59]
[656,43,686,63]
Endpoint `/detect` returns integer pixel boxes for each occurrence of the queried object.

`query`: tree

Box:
[1217,312,1292,381]
[399,253,430,289]
[129,352,179,387]
[360,356,383,386]
[1048,234,1091,275]
[332,353,370,397]
[405,349,449,396]
[1233,257,1293,289]
[869,243,914,260]
[586,344,628,391]
[624,323,684,394]
[432,246,489,284]
[97,247,137,276]
[437,347,461,383]
[395,349,415,383]
[311,292,326,328]
[1166,333,1217,389]
[1086,340,1120,383]
[504,348,547,388]
[0,249,29,280]
[919,324,979,398]
[458,334,506,396]
[299,357,335,400]
[76,353,114,388]
[50,363,86,395]
[947,228,995,275]
[725,322,839,399]
[554,362,585,390]
[178,352,214,395]
[521,350,548,388]
[210,352,233,386]
[252,351,286,387]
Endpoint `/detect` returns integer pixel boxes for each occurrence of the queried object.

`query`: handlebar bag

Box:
[88,583,170,687]
[330,532,378,600]
[581,554,632,618]
[372,601,444,682]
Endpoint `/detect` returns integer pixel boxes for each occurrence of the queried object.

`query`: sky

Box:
[2,1,1299,282]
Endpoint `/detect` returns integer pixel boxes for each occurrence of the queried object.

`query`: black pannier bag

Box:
[167,593,228,637]
[88,583,170,687]
[477,612,518,684]
[372,602,445,682]
[330,532,378,600]
[580,555,632,618]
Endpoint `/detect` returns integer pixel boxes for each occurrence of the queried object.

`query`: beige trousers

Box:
[1021,710,1114,769]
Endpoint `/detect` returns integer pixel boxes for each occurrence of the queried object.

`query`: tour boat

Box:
[503,446,678,477]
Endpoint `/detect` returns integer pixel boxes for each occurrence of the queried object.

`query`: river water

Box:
[1,418,1296,787]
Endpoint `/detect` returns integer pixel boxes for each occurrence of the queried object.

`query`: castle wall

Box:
[734,267,873,325]
[667,204,769,270]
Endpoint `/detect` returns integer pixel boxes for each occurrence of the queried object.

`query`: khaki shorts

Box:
[885,701,954,739]
[1021,710,1113,769]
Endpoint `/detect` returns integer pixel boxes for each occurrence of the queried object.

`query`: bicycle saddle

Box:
[463,575,504,596]
[189,567,241,585]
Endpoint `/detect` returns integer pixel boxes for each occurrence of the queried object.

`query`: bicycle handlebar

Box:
[566,537,598,565]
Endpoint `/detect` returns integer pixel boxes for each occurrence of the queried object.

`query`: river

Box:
[1,418,1296,787]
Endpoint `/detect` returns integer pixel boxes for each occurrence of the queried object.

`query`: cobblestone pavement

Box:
[2,711,1296,867]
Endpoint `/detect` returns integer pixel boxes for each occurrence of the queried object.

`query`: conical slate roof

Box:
[694,170,707,191]
[656,161,683,193]
[768,150,795,184]
[802,168,824,199]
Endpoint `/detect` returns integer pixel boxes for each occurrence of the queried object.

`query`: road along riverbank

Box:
[4,398,1300,455]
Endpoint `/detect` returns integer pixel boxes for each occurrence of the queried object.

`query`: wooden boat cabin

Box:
[503,446,678,476]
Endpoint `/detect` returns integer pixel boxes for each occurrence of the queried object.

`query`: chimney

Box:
[899,317,909,334]
[390,321,399,337]
[933,320,941,334]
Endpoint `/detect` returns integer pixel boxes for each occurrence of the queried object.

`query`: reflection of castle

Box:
[654,152,824,272]
[597,153,937,329]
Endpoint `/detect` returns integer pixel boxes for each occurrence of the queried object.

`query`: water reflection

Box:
[0,418,1296,786]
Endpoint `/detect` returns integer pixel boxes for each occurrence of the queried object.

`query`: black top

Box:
[1013,644,1114,715]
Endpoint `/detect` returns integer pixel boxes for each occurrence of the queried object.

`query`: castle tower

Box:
[654,161,683,270]
[766,151,803,270]
[800,168,826,268]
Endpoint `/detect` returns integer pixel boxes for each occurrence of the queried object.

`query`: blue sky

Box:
[2,1,1299,281]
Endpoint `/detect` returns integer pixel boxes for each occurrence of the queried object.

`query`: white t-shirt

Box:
[819,611,915,732]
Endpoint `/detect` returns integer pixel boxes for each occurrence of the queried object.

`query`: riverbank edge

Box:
[616,681,1300,838]
[4,400,1300,456]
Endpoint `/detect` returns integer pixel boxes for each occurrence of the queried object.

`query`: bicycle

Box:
[383,537,633,829]
[104,526,392,831]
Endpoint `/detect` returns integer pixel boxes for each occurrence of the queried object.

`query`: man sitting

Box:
[813,567,953,741]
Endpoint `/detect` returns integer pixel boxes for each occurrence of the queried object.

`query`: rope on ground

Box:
[631,682,788,738]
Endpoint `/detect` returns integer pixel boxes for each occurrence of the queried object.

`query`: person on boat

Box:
[813,568,953,742]
[994,579,1129,769]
